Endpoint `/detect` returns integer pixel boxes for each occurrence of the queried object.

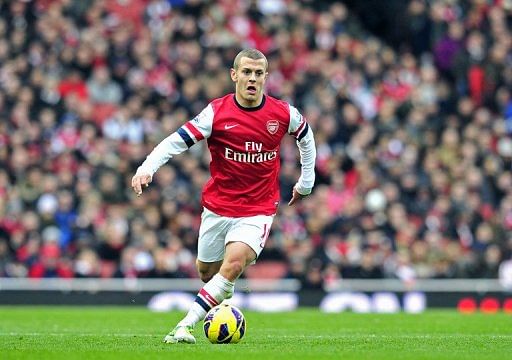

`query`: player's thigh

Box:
[197,208,229,263]
[225,214,274,263]
[224,241,258,267]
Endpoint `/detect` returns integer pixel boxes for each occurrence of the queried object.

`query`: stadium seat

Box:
[244,261,288,279]
[100,261,117,278]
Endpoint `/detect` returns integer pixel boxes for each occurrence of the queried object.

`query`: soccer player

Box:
[131,48,316,344]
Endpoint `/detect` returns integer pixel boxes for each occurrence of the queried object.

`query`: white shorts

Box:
[197,207,274,263]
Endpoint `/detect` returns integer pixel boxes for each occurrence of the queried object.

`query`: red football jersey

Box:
[139,93,312,217]
[180,94,309,217]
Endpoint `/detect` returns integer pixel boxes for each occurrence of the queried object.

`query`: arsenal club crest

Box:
[266,120,279,134]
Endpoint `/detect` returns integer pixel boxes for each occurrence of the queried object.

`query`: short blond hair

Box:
[233,49,268,71]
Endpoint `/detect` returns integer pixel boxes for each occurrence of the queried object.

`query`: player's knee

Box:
[222,259,245,279]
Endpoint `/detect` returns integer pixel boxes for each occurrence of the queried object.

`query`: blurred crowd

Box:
[1,0,512,289]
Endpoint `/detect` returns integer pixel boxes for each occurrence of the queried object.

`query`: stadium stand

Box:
[1,0,512,289]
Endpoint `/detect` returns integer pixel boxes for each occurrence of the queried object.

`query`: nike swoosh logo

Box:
[224,124,239,130]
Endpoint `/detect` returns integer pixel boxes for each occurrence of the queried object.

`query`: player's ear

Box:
[230,68,237,82]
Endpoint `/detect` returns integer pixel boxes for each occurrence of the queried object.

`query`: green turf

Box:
[0,307,511,359]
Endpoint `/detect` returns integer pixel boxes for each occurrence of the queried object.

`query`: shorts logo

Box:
[266,120,279,135]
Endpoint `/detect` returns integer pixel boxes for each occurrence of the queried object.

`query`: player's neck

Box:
[233,93,265,110]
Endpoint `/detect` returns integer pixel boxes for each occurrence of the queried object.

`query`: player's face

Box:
[231,57,268,107]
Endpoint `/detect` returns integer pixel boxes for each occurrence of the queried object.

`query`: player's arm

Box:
[131,104,214,196]
[287,105,316,206]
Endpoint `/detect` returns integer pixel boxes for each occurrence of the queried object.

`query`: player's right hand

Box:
[131,172,153,196]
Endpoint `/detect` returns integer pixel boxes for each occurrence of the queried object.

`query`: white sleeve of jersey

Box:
[137,104,214,176]
[288,105,316,195]
[288,105,306,137]
[187,104,214,140]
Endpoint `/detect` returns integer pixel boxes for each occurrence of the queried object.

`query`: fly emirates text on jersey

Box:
[224,141,278,163]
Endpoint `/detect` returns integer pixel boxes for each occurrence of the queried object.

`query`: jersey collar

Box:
[233,94,266,112]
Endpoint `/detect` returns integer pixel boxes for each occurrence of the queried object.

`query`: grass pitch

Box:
[0,307,511,359]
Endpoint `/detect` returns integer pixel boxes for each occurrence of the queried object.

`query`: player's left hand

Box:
[288,187,308,206]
